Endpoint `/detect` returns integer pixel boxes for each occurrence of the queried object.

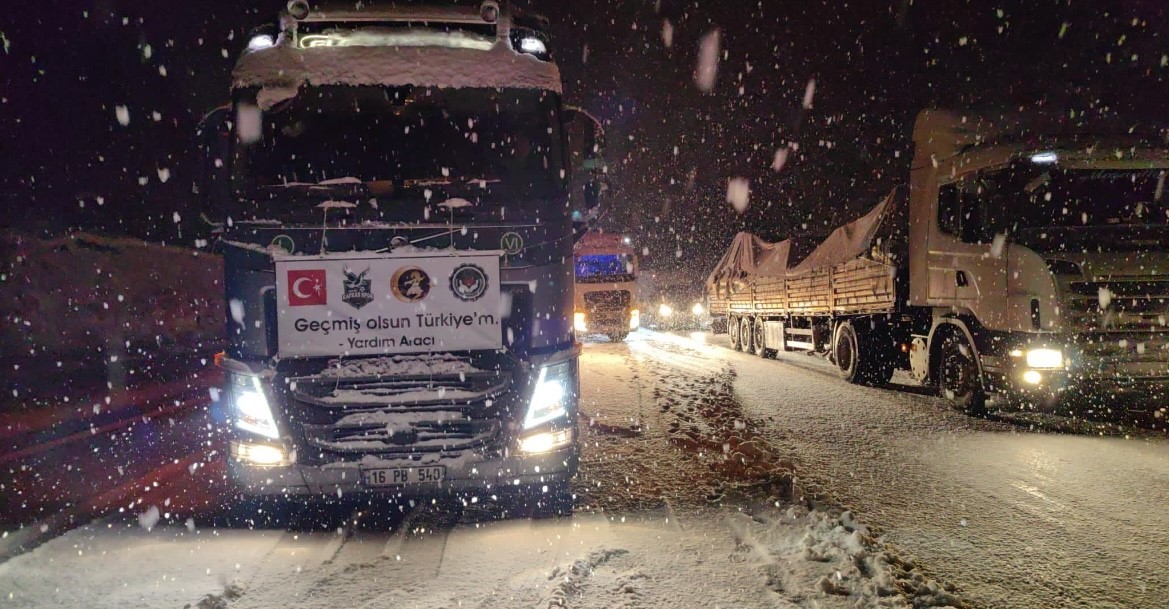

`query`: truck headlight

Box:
[574,311,588,333]
[658,303,674,317]
[524,361,574,429]
[629,309,640,330]
[692,303,705,316]
[230,374,280,439]
[1024,348,1064,369]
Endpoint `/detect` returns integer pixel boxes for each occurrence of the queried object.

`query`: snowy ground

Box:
[0,331,961,609]
[647,330,1169,609]
[3,330,1165,609]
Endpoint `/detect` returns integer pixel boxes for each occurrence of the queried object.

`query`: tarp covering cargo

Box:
[706,188,904,298]
[705,234,793,296]
[787,190,898,275]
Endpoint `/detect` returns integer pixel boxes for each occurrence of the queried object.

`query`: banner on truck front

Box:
[274,251,503,357]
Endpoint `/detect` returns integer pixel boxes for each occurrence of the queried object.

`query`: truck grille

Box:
[278,356,514,460]
[583,290,631,312]
[1062,278,1169,331]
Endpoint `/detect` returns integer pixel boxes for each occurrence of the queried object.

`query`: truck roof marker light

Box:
[480,1,499,23]
[287,0,310,20]
[247,34,275,52]
[1030,151,1059,164]
[519,37,547,56]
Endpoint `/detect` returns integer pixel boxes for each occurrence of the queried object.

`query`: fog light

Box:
[231,441,289,466]
[519,429,573,454]
[1022,370,1043,385]
[629,309,640,330]
[574,311,588,333]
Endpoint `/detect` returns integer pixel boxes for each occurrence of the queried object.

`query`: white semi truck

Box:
[708,110,1169,414]
[200,1,604,515]
[573,232,639,342]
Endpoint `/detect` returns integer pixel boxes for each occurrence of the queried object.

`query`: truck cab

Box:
[200,1,604,513]
[572,233,639,342]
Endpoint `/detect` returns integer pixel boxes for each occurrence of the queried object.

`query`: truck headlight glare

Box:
[691,303,705,316]
[519,429,573,454]
[524,362,573,429]
[230,374,280,438]
[629,309,640,330]
[574,311,588,333]
[658,303,674,317]
[1025,348,1064,369]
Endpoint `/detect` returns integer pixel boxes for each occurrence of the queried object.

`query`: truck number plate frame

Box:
[362,466,446,487]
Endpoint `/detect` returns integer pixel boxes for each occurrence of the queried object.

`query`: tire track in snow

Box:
[544,548,632,609]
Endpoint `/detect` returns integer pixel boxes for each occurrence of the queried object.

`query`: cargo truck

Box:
[708,110,1169,413]
[573,232,639,342]
[199,1,604,515]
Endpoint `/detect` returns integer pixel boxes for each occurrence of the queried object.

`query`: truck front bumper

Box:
[228,443,578,498]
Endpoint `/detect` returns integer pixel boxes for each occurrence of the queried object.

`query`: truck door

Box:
[933,175,1007,315]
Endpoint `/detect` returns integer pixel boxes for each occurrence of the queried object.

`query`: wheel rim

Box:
[754,322,764,352]
[730,318,740,344]
[741,319,752,348]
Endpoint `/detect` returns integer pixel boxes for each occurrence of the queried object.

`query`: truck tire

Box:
[833,321,891,386]
[753,318,774,358]
[607,332,628,342]
[938,332,988,416]
[729,315,742,351]
[740,317,754,353]
[834,322,865,384]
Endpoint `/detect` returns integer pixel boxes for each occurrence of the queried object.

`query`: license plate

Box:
[362,466,445,487]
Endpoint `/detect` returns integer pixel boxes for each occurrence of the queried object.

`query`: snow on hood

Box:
[232,43,562,94]
[319,354,480,378]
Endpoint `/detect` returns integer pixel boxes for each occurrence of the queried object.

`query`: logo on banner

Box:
[500,232,524,255]
[287,269,327,306]
[450,264,489,301]
[341,266,373,309]
[391,267,431,302]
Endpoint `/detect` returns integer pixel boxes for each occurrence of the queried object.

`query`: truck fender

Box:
[925,318,984,386]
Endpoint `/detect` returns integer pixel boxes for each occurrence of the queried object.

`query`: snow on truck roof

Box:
[232,2,562,93]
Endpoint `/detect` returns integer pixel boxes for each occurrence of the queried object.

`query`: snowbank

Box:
[0,232,223,359]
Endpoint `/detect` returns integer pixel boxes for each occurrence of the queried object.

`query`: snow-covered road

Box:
[630,330,1169,609]
[2,329,1164,608]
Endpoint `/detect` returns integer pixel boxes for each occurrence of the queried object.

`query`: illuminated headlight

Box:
[574,311,588,333]
[658,303,674,317]
[524,361,574,429]
[231,441,290,466]
[1024,348,1064,369]
[519,429,574,454]
[230,374,280,438]
[1022,370,1043,385]
[629,309,640,330]
[691,303,705,316]
[247,34,275,52]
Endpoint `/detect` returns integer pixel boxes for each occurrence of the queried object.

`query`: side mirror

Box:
[196,106,233,223]
[564,105,607,224]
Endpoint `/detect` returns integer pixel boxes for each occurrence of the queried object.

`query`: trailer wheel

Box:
[740,317,755,353]
[753,318,774,358]
[938,332,987,416]
[607,332,628,342]
[729,315,742,351]
[834,322,864,384]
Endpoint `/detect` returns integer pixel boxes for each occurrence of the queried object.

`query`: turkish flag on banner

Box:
[287,269,327,306]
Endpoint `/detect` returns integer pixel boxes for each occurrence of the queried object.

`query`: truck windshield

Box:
[233,85,565,200]
[575,254,635,283]
[961,162,1169,252]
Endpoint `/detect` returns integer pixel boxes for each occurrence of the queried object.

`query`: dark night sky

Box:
[2,1,1167,276]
